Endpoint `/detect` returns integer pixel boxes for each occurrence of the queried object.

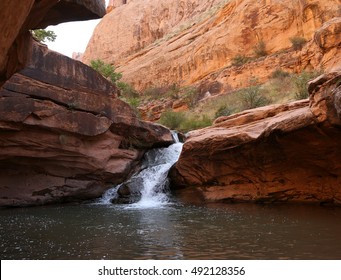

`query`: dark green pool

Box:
[1,203,341,260]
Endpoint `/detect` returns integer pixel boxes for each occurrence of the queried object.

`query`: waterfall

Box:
[98,133,183,208]
[98,185,120,204]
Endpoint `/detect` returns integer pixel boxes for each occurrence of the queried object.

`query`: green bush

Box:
[143,84,182,100]
[167,83,181,99]
[117,81,139,99]
[183,86,200,108]
[215,106,233,118]
[90,59,141,115]
[90,59,122,84]
[253,40,267,57]
[31,29,57,42]
[158,111,212,132]
[159,111,186,130]
[126,97,141,117]
[126,97,140,109]
[180,115,212,132]
[292,71,320,100]
[240,85,269,110]
[231,55,249,67]
[290,36,307,51]
[270,68,290,79]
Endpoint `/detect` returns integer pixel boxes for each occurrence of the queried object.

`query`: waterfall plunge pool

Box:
[1,137,341,259]
[1,203,341,259]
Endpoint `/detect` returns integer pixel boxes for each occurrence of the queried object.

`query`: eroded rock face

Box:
[0,0,105,86]
[83,0,340,91]
[84,0,224,69]
[0,41,172,207]
[0,0,173,207]
[0,0,34,86]
[170,71,341,205]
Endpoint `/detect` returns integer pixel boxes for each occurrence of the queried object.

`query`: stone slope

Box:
[170,71,341,205]
[0,0,173,207]
[83,0,340,91]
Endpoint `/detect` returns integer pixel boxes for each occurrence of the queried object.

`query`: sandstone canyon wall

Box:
[170,71,341,205]
[0,0,173,207]
[83,0,341,92]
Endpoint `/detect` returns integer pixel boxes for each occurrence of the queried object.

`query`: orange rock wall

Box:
[83,0,340,91]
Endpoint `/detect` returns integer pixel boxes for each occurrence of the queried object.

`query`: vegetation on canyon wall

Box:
[88,34,324,132]
[90,59,140,112]
[156,70,321,132]
[91,57,322,132]
[31,29,57,42]
[83,0,340,133]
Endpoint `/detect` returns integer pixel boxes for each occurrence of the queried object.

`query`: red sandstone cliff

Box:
[83,0,340,92]
[170,71,341,205]
[0,0,173,207]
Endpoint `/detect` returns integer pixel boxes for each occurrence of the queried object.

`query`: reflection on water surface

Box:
[1,203,341,259]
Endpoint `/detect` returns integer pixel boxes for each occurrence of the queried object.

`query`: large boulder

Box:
[170,71,341,205]
[0,0,173,207]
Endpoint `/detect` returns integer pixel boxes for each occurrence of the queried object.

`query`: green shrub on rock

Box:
[180,115,212,132]
[270,68,290,79]
[290,36,307,51]
[240,84,269,110]
[215,106,233,118]
[231,55,249,67]
[90,59,122,84]
[159,111,186,130]
[253,40,267,58]
[292,71,321,100]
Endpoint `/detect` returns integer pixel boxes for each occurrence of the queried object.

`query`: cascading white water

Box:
[98,134,183,208]
[131,142,183,208]
[98,185,120,204]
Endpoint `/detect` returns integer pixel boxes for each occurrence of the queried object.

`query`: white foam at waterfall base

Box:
[98,141,183,208]
[97,185,120,204]
[127,163,173,209]
[128,142,183,209]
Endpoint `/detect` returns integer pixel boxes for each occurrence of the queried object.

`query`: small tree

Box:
[183,86,200,108]
[240,84,269,110]
[90,59,140,106]
[90,59,122,84]
[31,29,57,42]
[292,71,313,100]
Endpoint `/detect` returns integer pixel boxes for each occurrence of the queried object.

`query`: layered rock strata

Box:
[83,0,340,92]
[170,71,341,205]
[0,0,173,207]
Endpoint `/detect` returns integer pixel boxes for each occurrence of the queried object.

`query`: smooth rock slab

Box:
[170,71,341,205]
